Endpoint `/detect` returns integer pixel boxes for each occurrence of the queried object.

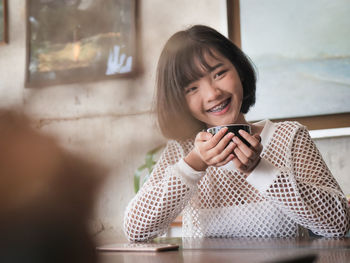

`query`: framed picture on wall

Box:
[0,0,8,44]
[227,0,350,130]
[25,0,136,87]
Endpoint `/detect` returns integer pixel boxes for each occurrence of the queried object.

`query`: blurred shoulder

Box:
[274,120,307,134]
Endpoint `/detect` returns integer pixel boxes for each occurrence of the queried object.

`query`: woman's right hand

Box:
[184,127,236,171]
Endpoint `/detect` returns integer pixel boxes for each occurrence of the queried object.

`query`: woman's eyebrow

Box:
[208,63,224,72]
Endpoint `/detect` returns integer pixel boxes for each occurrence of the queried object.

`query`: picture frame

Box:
[0,0,8,44]
[227,0,350,130]
[25,0,136,87]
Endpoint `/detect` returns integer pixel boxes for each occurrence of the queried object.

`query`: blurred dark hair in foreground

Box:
[0,109,106,263]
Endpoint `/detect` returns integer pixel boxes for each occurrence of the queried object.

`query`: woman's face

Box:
[184,52,244,128]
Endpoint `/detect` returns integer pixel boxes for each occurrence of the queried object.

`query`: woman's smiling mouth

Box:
[207,98,231,114]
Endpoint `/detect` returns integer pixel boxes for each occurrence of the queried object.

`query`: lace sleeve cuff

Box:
[246,158,279,192]
[176,158,206,184]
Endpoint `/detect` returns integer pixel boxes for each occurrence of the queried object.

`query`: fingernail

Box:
[238,129,245,135]
[221,127,228,132]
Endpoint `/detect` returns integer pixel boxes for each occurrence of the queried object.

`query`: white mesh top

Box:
[124,120,350,241]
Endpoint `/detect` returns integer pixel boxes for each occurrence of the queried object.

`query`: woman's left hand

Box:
[231,129,263,175]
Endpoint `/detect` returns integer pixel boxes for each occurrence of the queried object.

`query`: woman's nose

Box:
[203,81,221,102]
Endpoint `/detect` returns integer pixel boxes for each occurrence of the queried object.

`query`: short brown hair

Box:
[155,25,256,140]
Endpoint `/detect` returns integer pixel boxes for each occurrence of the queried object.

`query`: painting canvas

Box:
[0,0,7,44]
[240,0,350,121]
[26,0,136,87]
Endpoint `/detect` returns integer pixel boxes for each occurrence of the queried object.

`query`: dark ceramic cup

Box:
[207,124,251,147]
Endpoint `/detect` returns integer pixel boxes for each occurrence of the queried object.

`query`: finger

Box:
[215,153,235,167]
[207,132,234,156]
[232,136,257,160]
[238,130,262,149]
[196,131,213,142]
[231,154,247,172]
[252,134,263,153]
[209,141,236,165]
[254,134,262,143]
[233,147,251,167]
[207,127,228,147]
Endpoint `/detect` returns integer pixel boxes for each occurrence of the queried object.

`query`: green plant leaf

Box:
[133,171,140,194]
[142,172,150,186]
[134,164,147,193]
[145,145,165,171]
[133,144,166,194]
[145,153,154,169]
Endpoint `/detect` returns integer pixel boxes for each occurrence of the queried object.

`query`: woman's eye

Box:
[185,86,197,94]
[214,70,227,80]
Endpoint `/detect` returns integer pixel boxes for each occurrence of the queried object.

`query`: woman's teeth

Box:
[208,99,230,112]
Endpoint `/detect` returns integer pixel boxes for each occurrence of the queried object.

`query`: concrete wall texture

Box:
[0,0,348,241]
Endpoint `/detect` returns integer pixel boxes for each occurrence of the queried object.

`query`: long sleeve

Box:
[123,140,204,241]
[247,123,350,237]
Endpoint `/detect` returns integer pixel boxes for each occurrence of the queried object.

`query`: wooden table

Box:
[98,237,350,263]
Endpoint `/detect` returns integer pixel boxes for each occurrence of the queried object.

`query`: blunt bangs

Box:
[174,46,219,89]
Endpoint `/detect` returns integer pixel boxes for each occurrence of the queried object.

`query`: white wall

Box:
[0,0,227,242]
[313,133,350,197]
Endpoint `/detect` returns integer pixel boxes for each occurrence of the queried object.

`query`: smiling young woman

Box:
[123,25,350,242]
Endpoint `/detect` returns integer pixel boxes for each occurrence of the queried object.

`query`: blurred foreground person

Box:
[0,109,106,263]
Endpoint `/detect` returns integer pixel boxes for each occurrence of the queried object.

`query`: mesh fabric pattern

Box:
[124,121,350,241]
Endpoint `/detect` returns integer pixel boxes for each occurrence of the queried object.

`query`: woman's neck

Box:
[229,114,264,135]
[236,114,249,125]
